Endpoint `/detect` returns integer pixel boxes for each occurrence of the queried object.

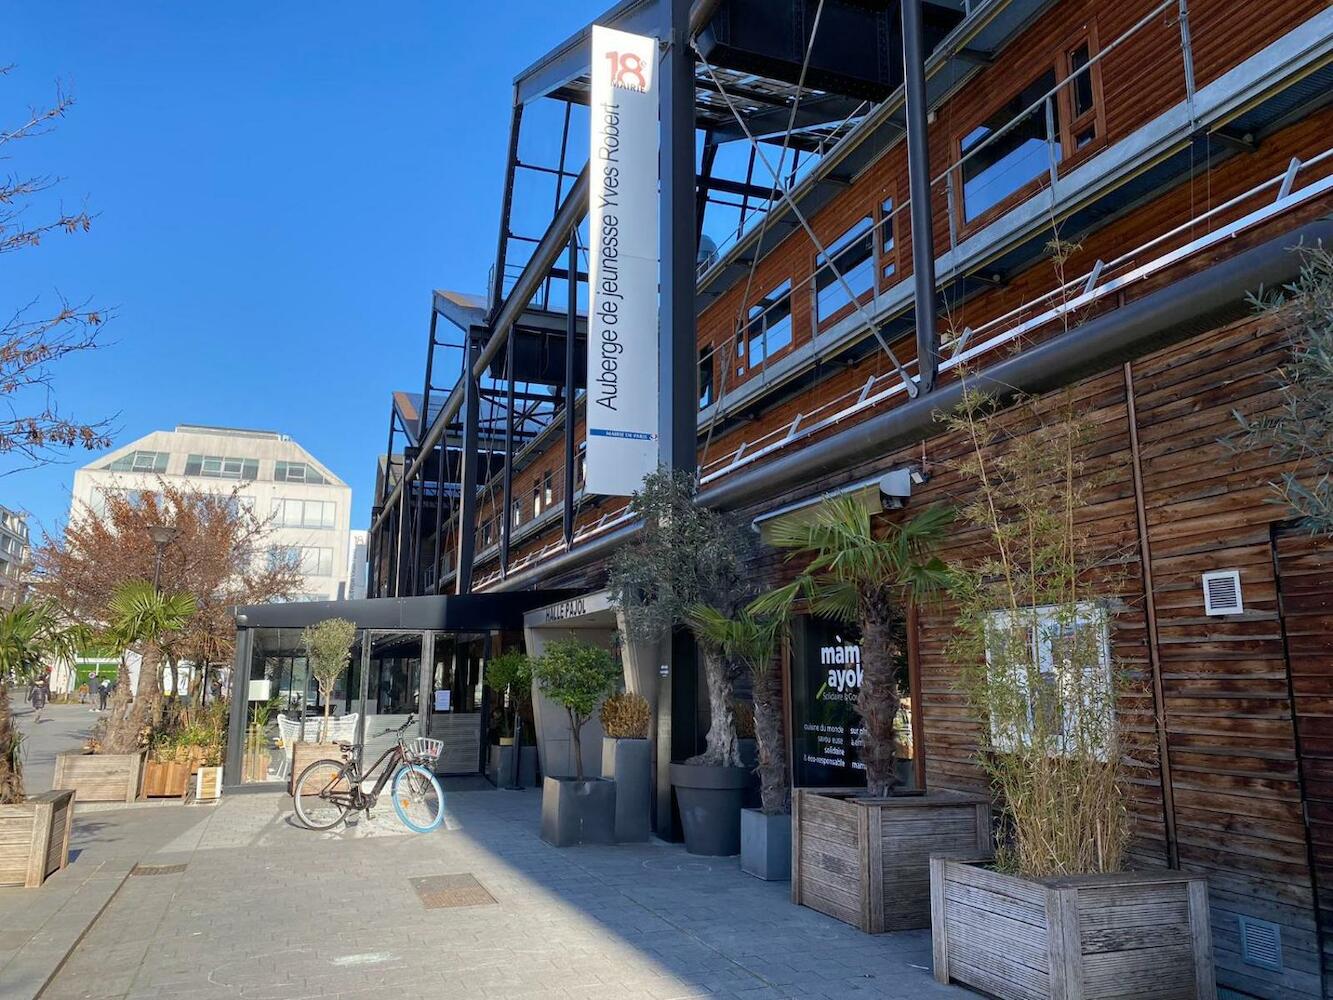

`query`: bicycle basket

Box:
[405,737,443,765]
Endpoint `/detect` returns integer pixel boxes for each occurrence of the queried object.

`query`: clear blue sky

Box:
[5,0,607,542]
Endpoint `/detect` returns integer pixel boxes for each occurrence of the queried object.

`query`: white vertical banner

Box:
[585,24,660,497]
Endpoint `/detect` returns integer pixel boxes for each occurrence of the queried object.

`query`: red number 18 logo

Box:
[605,50,647,91]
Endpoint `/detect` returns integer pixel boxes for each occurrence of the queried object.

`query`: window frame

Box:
[813,215,877,333]
[983,601,1113,760]
[951,26,1104,236]
[875,190,901,291]
[737,278,795,378]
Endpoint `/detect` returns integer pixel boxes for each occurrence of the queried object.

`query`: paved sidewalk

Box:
[11,697,101,794]
[19,788,968,1000]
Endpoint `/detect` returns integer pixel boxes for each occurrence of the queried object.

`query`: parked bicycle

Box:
[291,715,446,833]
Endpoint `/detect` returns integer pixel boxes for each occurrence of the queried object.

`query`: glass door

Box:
[426,631,488,774]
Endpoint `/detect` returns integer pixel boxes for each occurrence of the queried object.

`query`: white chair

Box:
[275,712,360,779]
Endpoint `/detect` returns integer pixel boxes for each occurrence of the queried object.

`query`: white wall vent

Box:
[1238,915,1283,971]
[1202,570,1244,616]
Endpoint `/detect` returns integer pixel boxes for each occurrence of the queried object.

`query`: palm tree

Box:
[753,497,952,797]
[102,581,196,753]
[686,604,788,815]
[0,602,88,803]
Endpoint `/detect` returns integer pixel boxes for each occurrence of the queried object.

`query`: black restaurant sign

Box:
[790,616,866,788]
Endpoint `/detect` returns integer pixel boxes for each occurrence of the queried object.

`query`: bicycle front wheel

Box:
[391,763,445,832]
[292,758,352,830]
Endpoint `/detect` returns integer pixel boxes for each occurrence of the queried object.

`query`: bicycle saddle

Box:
[334,741,355,753]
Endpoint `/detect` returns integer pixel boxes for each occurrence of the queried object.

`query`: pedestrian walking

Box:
[97,677,110,711]
[28,674,50,722]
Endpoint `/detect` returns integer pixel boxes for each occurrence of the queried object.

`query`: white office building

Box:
[71,425,353,602]
[346,529,368,600]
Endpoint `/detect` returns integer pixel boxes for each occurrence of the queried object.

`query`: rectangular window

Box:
[481,522,492,547]
[511,500,522,528]
[959,69,1060,224]
[295,546,333,576]
[814,217,875,328]
[274,461,327,485]
[185,454,259,481]
[576,448,586,487]
[984,602,1112,758]
[1063,38,1101,153]
[543,471,553,507]
[878,198,897,284]
[105,450,169,474]
[271,498,336,529]
[698,347,714,410]
[532,483,541,519]
[742,280,793,372]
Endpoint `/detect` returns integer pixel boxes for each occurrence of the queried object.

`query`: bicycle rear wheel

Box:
[292,758,352,830]
[391,763,444,832]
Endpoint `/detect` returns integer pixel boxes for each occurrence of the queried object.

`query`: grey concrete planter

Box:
[487,744,538,787]
[540,776,616,847]
[741,808,791,881]
[669,762,748,856]
[601,737,651,842]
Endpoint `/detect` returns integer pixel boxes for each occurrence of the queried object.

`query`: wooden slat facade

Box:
[409,4,1333,997]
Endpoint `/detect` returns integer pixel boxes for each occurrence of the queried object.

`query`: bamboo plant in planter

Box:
[755,496,993,930]
[599,691,651,842]
[608,468,760,857]
[534,639,621,847]
[932,389,1215,999]
[0,603,83,886]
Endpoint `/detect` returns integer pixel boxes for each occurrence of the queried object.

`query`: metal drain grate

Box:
[130,863,188,877]
[410,873,496,909]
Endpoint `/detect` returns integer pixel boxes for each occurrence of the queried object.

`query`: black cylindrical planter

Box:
[669,762,749,856]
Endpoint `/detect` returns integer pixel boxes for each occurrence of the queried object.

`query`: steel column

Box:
[454,332,480,595]
[901,0,938,393]
[563,231,578,547]
[656,0,698,842]
[500,329,516,576]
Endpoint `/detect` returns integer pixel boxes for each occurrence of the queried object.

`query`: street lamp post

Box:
[147,524,178,594]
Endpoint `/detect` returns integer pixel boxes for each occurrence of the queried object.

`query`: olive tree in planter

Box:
[599,691,651,841]
[487,649,536,787]
[291,618,356,791]
[755,496,993,931]
[931,389,1215,999]
[534,639,621,847]
[687,604,790,880]
[0,603,84,886]
[608,468,760,856]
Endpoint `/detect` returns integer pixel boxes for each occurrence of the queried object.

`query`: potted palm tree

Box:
[755,497,992,931]
[599,691,651,841]
[0,602,84,886]
[608,468,760,856]
[533,639,620,847]
[61,581,195,803]
[687,604,790,879]
[486,649,536,787]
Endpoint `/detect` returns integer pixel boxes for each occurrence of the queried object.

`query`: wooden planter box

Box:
[930,858,1216,1000]
[52,751,143,804]
[289,742,343,794]
[0,790,76,887]
[141,760,192,798]
[791,787,991,932]
[142,748,210,799]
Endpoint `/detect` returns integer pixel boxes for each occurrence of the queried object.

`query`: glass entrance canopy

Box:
[223,592,573,788]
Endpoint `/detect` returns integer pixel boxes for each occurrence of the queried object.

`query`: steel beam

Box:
[902,0,939,392]
[454,334,480,595]
[563,232,578,547]
[500,330,516,576]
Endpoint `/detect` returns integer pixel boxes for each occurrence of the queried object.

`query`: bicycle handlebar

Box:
[371,714,416,738]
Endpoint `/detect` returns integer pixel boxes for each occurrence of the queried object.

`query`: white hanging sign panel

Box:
[585,24,660,497]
